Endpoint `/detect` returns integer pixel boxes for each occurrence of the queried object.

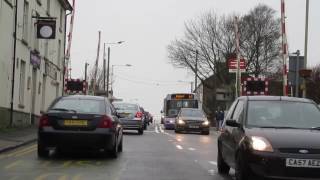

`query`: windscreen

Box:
[113,103,139,113]
[50,99,105,114]
[247,101,320,129]
[181,109,204,118]
[166,100,198,117]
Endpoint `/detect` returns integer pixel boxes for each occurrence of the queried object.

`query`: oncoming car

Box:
[218,96,320,180]
[175,108,210,135]
[38,95,123,158]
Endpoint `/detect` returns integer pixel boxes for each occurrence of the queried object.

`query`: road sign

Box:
[64,79,87,94]
[242,77,269,96]
[228,58,246,73]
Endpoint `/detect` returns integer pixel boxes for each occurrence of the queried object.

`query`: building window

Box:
[59,8,63,31]
[22,0,29,42]
[34,12,40,51]
[57,39,61,68]
[19,60,26,105]
[44,40,49,58]
[46,0,50,15]
[36,0,42,6]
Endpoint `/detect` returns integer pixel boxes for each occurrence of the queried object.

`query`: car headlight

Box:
[202,120,210,126]
[178,119,185,125]
[251,136,274,152]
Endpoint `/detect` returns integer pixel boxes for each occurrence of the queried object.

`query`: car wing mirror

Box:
[226,119,240,127]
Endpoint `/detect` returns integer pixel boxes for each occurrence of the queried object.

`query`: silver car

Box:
[175,108,210,135]
[113,102,145,135]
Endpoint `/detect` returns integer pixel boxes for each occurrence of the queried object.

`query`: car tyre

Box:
[109,137,118,158]
[174,129,180,133]
[217,146,230,174]
[118,136,123,152]
[37,140,49,158]
[235,153,256,180]
[138,128,144,135]
[201,130,210,135]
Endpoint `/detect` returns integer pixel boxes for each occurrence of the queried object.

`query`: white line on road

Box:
[208,169,216,176]
[209,161,217,166]
[155,125,159,133]
[188,148,196,151]
[176,145,183,150]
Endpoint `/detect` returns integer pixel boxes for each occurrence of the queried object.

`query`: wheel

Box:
[37,140,49,158]
[201,131,210,135]
[217,145,230,174]
[109,137,118,158]
[138,128,144,135]
[235,153,255,180]
[175,129,180,133]
[118,136,123,152]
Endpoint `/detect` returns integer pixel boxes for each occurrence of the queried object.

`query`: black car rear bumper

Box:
[247,151,320,179]
[38,127,116,151]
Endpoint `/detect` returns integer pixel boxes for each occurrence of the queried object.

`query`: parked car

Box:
[113,102,145,134]
[218,96,320,180]
[174,108,210,135]
[38,95,123,158]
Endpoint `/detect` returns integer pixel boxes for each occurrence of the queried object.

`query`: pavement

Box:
[0,122,235,180]
[0,126,37,153]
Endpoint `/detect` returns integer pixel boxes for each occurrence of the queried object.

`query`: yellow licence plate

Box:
[64,120,88,126]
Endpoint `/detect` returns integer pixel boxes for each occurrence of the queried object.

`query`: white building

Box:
[0,0,72,127]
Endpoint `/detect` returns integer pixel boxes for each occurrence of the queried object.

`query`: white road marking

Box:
[155,125,159,133]
[209,161,217,166]
[208,169,216,176]
[159,125,164,133]
[176,145,183,150]
[188,148,196,151]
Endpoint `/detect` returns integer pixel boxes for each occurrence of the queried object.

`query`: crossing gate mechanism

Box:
[64,79,87,95]
[242,77,269,96]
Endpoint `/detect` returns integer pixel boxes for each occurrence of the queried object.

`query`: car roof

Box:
[61,95,106,101]
[113,102,139,106]
[241,96,313,103]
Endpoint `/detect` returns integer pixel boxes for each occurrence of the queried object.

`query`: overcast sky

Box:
[69,0,320,115]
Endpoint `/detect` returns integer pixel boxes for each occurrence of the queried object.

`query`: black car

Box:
[113,102,145,134]
[175,108,210,135]
[38,95,123,158]
[218,96,320,180]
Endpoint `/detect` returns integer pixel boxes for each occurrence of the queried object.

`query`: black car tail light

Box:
[98,115,113,128]
[39,115,50,128]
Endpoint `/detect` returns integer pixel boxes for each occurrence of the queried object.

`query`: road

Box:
[0,122,235,180]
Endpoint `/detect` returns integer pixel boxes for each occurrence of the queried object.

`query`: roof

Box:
[62,95,106,100]
[245,96,313,103]
[58,0,73,11]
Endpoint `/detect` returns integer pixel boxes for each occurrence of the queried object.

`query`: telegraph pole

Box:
[195,50,198,92]
[295,50,300,97]
[234,16,241,97]
[103,43,106,91]
[302,0,309,98]
[106,47,111,98]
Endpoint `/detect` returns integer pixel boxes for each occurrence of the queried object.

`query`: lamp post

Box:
[105,41,125,97]
[111,64,132,94]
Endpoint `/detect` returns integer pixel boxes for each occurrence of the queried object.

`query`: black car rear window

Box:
[247,101,320,129]
[50,98,105,114]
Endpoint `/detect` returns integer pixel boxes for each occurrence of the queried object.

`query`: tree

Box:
[240,4,281,77]
[167,4,282,86]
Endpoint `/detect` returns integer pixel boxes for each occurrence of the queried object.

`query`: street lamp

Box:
[111,64,133,94]
[178,80,194,93]
[104,41,125,97]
